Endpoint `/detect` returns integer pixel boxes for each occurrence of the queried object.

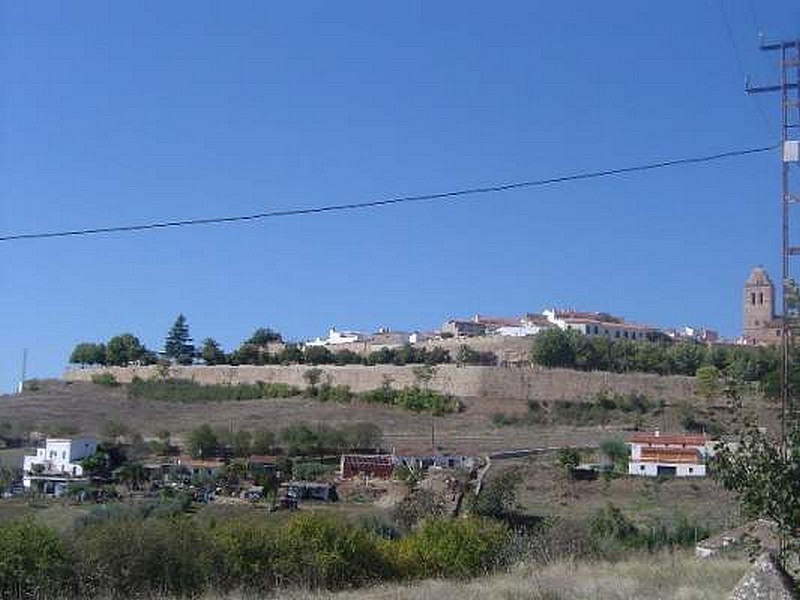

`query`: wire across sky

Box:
[0,143,778,243]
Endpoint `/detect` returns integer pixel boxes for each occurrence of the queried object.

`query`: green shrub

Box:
[393,517,508,579]
[0,520,73,598]
[90,372,118,387]
[294,462,333,480]
[359,385,460,414]
[72,518,217,598]
[273,513,396,589]
[210,519,278,594]
[316,384,354,403]
[128,377,301,402]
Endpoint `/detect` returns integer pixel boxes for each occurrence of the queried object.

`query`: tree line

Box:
[70,314,511,368]
[530,328,780,391]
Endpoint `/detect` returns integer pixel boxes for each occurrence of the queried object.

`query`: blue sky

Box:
[1,1,798,391]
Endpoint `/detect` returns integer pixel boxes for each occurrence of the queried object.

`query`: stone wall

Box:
[64,363,697,402]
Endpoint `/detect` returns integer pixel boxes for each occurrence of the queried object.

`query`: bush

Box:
[90,372,118,387]
[359,385,460,414]
[0,520,73,598]
[294,462,333,480]
[316,384,354,403]
[471,468,521,519]
[273,513,396,589]
[128,378,301,402]
[0,512,519,597]
[72,518,217,598]
[393,517,508,579]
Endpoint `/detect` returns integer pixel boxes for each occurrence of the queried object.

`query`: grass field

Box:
[0,497,88,531]
[268,553,750,600]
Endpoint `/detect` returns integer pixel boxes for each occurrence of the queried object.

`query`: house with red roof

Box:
[628,431,709,477]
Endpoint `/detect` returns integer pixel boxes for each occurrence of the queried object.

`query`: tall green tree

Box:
[69,342,107,365]
[246,327,282,345]
[187,424,218,459]
[106,334,149,366]
[200,338,227,365]
[695,365,721,400]
[530,329,576,368]
[714,427,800,545]
[164,314,195,365]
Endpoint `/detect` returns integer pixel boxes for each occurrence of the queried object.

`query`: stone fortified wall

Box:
[64,364,697,402]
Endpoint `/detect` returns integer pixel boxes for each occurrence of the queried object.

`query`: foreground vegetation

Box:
[297,552,748,600]
[0,500,728,600]
[0,514,508,598]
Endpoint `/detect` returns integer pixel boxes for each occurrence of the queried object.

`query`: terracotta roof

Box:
[248,455,278,464]
[177,456,224,468]
[562,317,653,331]
[630,433,708,446]
[639,447,701,463]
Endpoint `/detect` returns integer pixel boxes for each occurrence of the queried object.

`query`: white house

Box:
[628,432,708,477]
[306,327,366,347]
[543,309,654,341]
[494,325,546,337]
[22,437,97,493]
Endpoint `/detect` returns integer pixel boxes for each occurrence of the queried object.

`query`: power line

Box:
[0,143,777,243]
[715,0,774,133]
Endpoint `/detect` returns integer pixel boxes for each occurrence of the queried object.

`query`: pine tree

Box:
[164,314,195,365]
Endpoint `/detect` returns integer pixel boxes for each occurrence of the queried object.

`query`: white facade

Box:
[22,437,97,489]
[306,327,366,347]
[628,461,706,477]
[494,325,546,337]
[542,309,652,341]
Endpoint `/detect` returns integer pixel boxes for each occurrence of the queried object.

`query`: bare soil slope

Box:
[2,380,623,454]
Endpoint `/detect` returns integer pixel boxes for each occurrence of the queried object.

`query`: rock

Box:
[729,553,797,600]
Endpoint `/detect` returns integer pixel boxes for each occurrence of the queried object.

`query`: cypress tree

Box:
[164,314,195,365]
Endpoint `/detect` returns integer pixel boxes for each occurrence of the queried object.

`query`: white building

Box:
[628,432,708,477]
[305,327,366,347]
[543,309,654,341]
[22,437,97,493]
[494,325,547,337]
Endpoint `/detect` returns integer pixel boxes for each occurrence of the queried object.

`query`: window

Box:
[615,331,620,338]
[640,465,645,471]
[688,468,694,474]
[594,325,599,335]
[62,451,66,459]
[604,329,609,336]
[623,331,629,338]
[632,332,636,340]
[759,292,764,305]
[751,292,756,305]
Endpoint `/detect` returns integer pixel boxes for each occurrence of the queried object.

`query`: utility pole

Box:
[17,349,28,394]
[746,39,800,439]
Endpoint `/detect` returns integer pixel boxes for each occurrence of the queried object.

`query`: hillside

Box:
[0,379,614,455]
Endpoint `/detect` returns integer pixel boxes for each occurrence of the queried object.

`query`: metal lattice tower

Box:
[747,39,800,437]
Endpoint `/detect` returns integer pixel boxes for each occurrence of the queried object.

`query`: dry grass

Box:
[271,553,748,600]
[0,380,622,455]
[498,452,742,531]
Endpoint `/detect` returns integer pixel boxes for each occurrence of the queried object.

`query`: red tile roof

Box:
[630,433,708,446]
[639,447,702,463]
